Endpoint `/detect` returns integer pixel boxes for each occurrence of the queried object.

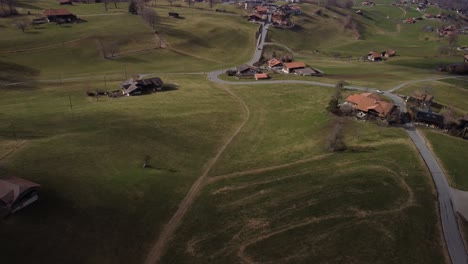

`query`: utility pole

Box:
[68,95,73,116]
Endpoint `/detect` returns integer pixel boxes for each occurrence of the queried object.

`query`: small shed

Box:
[255,73,269,80]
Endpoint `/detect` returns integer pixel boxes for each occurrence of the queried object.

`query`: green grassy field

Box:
[1,1,257,79]
[161,84,445,264]
[421,129,468,190]
[0,75,243,264]
[1,0,464,262]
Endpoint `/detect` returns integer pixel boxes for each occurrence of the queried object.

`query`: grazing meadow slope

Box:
[161,84,446,264]
[1,0,465,263]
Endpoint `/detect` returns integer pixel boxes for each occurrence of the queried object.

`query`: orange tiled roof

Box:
[346,93,395,117]
[283,61,306,69]
[256,6,268,12]
[255,73,269,79]
[268,58,282,67]
[43,8,73,16]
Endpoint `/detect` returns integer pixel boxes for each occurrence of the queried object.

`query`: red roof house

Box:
[345,93,395,118]
[255,6,268,14]
[282,61,306,73]
[43,9,77,22]
[268,58,283,68]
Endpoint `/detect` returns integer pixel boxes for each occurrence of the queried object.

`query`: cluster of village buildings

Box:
[247,2,301,28]
[231,58,322,80]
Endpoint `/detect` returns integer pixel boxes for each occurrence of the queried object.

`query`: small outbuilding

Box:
[0,177,40,215]
[254,73,269,80]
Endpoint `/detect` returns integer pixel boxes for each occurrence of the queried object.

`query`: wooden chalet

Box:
[255,6,268,14]
[236,65,260,77]
[282,61,306,73]
[415,110,444,128]
[345,93,395,118]
[0,177,40,215]
[43,9,77,23]
[267,58,283,69]
[120,77,164,96]
[368,51,382,61]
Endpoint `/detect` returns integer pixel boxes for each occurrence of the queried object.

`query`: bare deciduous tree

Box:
[136,0,146,14]
[128,0,138,14]
[327,117,347,151]
[141,7,157,29]
[167,0,177,6]
[442,106,457,126]
[14,18,29,32]
[208,0,215,9]
[0,0,18,16]
[104,0,110,11]
[99,40,120,58]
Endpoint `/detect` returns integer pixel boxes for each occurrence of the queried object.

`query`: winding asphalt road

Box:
[207,20,468,264]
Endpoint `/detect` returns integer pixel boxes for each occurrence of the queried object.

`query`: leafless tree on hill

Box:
[141,7,157,29]
[13,18,29,32]
[327,117,347,151]
[0,0,18,16]
[99,39,120,58]
[442,106,457,126]
[103,0,110,11]
[187,0,193,8]
[448,33,458,47]
[208,0,215,9]
[136,0,146,14]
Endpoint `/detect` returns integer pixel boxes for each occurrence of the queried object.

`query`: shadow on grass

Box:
[161,83,179,92]
[348,146,378,153]
[0,61,40,89]
[115,56,148,63]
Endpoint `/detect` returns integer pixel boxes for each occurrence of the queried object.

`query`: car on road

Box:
[376,89,384,94]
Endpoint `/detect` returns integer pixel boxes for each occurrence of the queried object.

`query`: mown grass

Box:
[161,84,444,263]
[0,75,243,264]
[1,3,256,78]
[209,84,332,176]
[421,129,468,191]
[397,80,468,113]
